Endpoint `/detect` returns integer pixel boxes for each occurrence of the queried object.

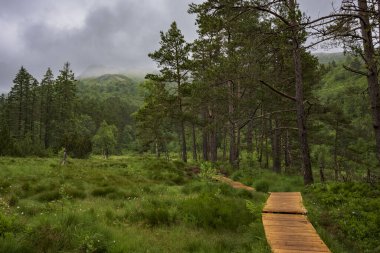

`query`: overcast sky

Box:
[0,0,340,93]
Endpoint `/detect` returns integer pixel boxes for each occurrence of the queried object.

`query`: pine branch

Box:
[343,64,369,76]
[259,80,296,101]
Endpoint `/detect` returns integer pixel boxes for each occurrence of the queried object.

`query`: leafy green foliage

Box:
[92,121,118,158]
[199,162,217,180]
[304,182,380,252]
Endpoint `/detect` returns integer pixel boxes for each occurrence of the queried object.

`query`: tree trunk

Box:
[265,119,269,169]
[236,127,241,169]
[319,164,325,183]
[229,123,237,166]
[289,0,314,185]
[284,130,291,169]
[202,111,209,161]
[247,120,254,164]
[192,123,197,161]
[258,113,265,166]
[228,80,239,168]
[334,120,339,181]
[210,128,217,162]
[180,120,187,162]
[272,118,281,173]
[359,0,380,165]
[223,127,227,160]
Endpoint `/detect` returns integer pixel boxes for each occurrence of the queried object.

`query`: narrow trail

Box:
[213,177,331,253]
[212,175,255,191]
[262,192,331,253]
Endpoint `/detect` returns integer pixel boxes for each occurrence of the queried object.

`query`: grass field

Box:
[1,155,379,253]
[0,155,270,253]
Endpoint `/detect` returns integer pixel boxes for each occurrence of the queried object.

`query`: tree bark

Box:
[192,123,197,161]
[247,120,254,163]
[358,0,380,164]
[289,0,314,185]
[223,126,227,160]
[258,112,265,167]
[180,119,187,162]
[236,126,241,169]
[272,118,281,173]
[265,118,269,169]
[229,122,237,166]
[284,130,290,169]
[210,127,217,162]
[228,80,238,167]
[334,120,339,181]
[202,111,209,161]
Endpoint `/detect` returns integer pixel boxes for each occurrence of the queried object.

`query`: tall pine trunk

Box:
[289,0,313,185]
[210,127,217,162]
[192,123,197,161]
[180,122,187,162]
[358,0,380,165]
[247,120,254,164]
[284,130,291,169]
[202,110,209,161]
[272,118,281,173]
[223,126,227,160]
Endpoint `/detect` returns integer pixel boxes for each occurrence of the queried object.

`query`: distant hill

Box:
[314,52,346,65]
[76,74,143,106]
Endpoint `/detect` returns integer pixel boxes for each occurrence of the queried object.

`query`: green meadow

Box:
[0,156,270,253]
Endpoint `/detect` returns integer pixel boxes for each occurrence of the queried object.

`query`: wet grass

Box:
[0,155,270,253]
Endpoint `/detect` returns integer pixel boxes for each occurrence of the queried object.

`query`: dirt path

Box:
[212,175,255,191]
[262,192,331,253]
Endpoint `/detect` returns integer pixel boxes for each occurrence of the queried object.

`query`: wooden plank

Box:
[263,192,307,214]
[262,211,331,253]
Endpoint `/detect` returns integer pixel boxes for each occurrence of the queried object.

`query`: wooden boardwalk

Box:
[263,192,307,214]
[262,192,331,253]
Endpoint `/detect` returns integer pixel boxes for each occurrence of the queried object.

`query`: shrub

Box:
[255,180,270,193]
[62,184,86,199]
[305,182,380,252]
[143,159,185,184]
[8,195,19,207]
[0,213,14,237]
[0,180,11,193]
[91,186,117,197]
[28,212,112,253]
[180,193,253,230]
[35,190,61,202]
[199,162,217,180]
[126,198,177,226]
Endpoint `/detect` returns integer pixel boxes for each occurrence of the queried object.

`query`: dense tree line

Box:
[0,64,138,158]
[136,0,380,185]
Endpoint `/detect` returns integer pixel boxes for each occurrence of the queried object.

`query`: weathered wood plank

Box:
[262,193,331,253]
[263,192,307,214]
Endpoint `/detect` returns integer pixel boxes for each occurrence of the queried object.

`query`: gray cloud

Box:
[0,0,202,92]
[0,0,339,93]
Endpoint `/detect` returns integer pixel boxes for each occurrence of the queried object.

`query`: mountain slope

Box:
[77,74,143,106]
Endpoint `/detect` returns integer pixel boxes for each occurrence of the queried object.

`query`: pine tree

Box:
[40,68,55,148]
[54,62,77,149]
[8,66,34,139]
[147,22,191,162]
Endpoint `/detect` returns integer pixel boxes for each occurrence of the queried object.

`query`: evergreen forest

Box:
[0,0,380,252]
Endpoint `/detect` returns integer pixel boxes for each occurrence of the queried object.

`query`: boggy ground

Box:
[0,155,270,253]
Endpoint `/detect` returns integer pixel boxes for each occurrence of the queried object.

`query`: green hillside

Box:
[77,74,143,106]
[314,52,346,65]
